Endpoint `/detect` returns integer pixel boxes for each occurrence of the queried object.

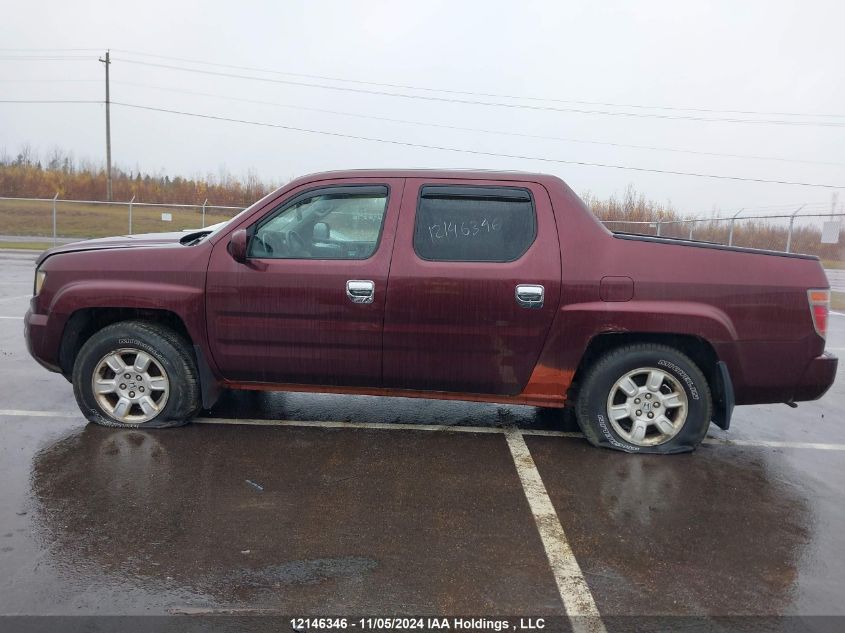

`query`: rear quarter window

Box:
[413,185,536,262]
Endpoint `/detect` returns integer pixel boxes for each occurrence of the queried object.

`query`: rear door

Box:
[382,178,561,395]
[206,178,404,387]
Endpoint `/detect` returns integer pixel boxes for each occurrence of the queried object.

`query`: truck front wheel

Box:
[72,320,201,428]
[575,344,712,454]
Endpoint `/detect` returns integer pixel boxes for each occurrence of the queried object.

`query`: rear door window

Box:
[413,185,536,262]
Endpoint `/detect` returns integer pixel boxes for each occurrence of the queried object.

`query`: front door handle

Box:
[346,280,375,304]
[515,284,544,309]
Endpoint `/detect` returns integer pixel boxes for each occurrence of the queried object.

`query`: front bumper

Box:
[24,307,61,373]
[792,352,838,402]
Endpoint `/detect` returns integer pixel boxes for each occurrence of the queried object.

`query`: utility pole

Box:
[98,50,112,201]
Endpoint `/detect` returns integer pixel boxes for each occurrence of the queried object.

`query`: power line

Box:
[5,46,842,121]
[3,98,841,187]
[111,57,845,128]
[0,99,99,103]
[112,48,845,120]
[5,78,840,165]
[0,79,99,83]
[110,79,845,167]
[0,47,101,52]
[0,55,95,61]
[106,101,843,189]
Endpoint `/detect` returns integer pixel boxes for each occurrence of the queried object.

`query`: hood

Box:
[36,230,202,266]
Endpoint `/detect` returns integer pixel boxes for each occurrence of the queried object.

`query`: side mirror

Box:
[228,229,248,263]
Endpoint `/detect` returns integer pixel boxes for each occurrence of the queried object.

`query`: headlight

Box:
[34,269,47,296]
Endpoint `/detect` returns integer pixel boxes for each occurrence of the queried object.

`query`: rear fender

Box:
[533,300,739,401]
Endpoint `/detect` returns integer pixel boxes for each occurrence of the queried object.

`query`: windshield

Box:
[204,191,279,239]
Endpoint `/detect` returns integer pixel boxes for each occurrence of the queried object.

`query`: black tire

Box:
[72,320,201,429]
[575,343,712,454]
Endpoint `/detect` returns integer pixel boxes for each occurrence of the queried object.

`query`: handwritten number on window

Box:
[429,218,501,242]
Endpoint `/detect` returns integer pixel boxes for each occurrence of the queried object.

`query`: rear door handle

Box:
[346,280,375,304]
[515,284,544,309]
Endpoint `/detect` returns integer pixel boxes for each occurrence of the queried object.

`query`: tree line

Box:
[582,186,842,261]
[0,146,274,207]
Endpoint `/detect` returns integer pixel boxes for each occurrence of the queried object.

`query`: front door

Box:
[206,178,404,386]
[382,178,561,395]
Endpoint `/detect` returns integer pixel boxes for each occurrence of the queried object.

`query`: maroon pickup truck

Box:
[24,170,837,453]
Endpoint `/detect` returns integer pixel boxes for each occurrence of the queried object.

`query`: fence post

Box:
[52,192,58,247]
[728,208,744,246]
[785,205,805,253]
[688,220,694,241]
[656,221,662,237]
[128,195,135,235]
[202,198,208,228]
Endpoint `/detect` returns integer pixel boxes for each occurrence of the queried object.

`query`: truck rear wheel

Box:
[72,320,201,429]
[575,343,712,454]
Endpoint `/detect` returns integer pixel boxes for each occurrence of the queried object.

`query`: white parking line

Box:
[0,409,73,417]
[702,437,845,451]
[2,409,845,451]
[505,429,605,631]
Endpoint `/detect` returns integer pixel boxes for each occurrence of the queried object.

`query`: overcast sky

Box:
[1,0,843,215]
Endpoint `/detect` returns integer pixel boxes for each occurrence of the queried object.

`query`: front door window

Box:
[250,185,388,260]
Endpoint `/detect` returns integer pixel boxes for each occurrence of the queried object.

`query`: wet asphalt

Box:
[1,250,845,626]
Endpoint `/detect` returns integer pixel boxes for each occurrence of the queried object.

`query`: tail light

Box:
[807,289,830,339]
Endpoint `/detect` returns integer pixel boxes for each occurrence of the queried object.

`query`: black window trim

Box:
[247,183,391,261]
[412,184,538,263]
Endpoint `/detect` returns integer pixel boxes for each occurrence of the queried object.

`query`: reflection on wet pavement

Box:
[27,424,561,614]
[526,436,845,615]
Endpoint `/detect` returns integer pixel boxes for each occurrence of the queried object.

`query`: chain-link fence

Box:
[0,196,243,244]
[601,213,845,264]
[0,195,842,265]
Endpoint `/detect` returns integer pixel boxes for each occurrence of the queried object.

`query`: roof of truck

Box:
[290,169,565,184]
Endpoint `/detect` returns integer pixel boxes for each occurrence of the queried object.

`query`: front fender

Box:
[46,280,215,382]
[50,279,204,318]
